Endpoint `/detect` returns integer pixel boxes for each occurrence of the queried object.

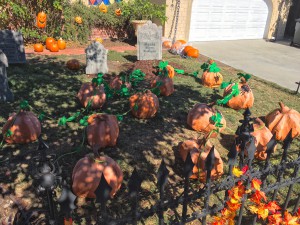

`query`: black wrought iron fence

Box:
[17,108,300,225]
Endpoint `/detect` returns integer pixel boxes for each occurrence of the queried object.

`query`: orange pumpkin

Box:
[186,48,199,58]
[129,90,159,119]
[49,42,59,52]
[163,41,172,49]
[34,43,44,52]
[252,118,276,160]
[99,2,108,13]
[77,83,106,109]
[166,65,175,79]
[184,46,194,54]
[95,38,103,44]
[265,102,300,141]
[151,76,174,96]
[72,155,123,198]
[187,103,226,138]
[223,81,254,110]
[202,71,223,88]
[75,16,82,24]
[2,111,41,144]
[86,114,119,151]
[45,37,55,50]
[115,8,122,16]
[36,11,47,28]
[66,59,80,71]
[179,139,224,182]
[57,38,66,50]
[109,76,131,90]
[171,41,183,51]
[177,40,187,45]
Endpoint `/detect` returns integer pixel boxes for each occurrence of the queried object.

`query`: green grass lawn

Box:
[0,50,299,224]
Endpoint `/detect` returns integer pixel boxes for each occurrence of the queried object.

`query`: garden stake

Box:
[202,146,215,225]
[128,168,143,225]
[295,81,300,94]
[95,174,112,224]
[157,160,169,225]
[181,152,194,224]
[283,150,300,212]
[272,130,293,201]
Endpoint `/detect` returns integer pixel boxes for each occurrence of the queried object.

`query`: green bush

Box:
[0,0,167,43]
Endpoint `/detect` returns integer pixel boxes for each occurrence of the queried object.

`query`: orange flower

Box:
[210,216,226,225]
[226,201,242,212]
[249,205,258,214]
[221,208,236,219]
[232,167,243,177]
[242,165,249,174]
[283,211,300,225]
[250,190,267,204]
[265,201,281,214]
[268,213,283,225]
[251,178,262,191]
[257,206,269,220]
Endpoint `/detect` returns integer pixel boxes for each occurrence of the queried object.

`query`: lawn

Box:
[0,50,299,224]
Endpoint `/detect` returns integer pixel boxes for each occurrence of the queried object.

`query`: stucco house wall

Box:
[158,0,292,41]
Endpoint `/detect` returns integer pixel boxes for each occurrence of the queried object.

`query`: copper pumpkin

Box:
[66,59,80,71]
[151,76,174,96]
[202,71,223,88]
[252,118,276,160]
[109,76,132,90]
[77,83,106,109]
[179,139,224,182]
[187,103,226,138]
[223,81,254,110]
[72,155,123,198]
[265,102,300,141]
[2,111,41,144]
[129,90,159,119]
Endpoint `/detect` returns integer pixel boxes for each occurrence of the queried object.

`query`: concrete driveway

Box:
[191,40,300,91]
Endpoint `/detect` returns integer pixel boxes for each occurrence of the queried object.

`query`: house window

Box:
[88,0,122,5]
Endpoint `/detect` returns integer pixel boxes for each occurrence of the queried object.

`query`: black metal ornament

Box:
[95,174,112,204]
[157,159,169,190]
[184,152,194,178]
[128,168,143,198]
[57,186,77,215]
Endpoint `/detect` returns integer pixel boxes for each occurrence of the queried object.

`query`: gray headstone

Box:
[85,42,108,74]
[0,50,14,102]
[137,21,162,61]
[0,30,26,64]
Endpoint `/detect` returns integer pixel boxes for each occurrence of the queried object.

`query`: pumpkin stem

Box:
[278,102,289,113]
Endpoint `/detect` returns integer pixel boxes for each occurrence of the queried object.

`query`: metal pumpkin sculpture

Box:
[36,12,47,29]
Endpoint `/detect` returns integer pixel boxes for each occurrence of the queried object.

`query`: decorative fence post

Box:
[95,174,112,224]
[157,160,170,225]
[272,130,293,201]
[202,146,216,225]
[32,137,61,225]
[181,152,194,224]
[128,168,143,225]
[57,184,77,225]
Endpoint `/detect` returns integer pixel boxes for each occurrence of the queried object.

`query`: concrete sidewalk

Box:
[192,40,300,91]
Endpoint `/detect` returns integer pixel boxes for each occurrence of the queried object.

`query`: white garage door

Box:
[189,0,269,41]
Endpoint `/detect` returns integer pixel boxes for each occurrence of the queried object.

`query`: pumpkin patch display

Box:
[184,46,194,54]
[86,114,119,151]
[265,102,300,141]
[34,43,44,52]
[179,139,224,182]
[115,8,122,16]
[77,83,106,109]
[99,2,108,13]
[57,38,66,50]
[66,59,80,71]
[72,155,123,198]
[36,11,47,28]
[2,111,41,144]
[129,90,159,119]
[218,74,254,110]
[201,62,223,88]
[252,118,276,160]
[75,16,82,24]
[187,103,226,138]
[45,37,55,50]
